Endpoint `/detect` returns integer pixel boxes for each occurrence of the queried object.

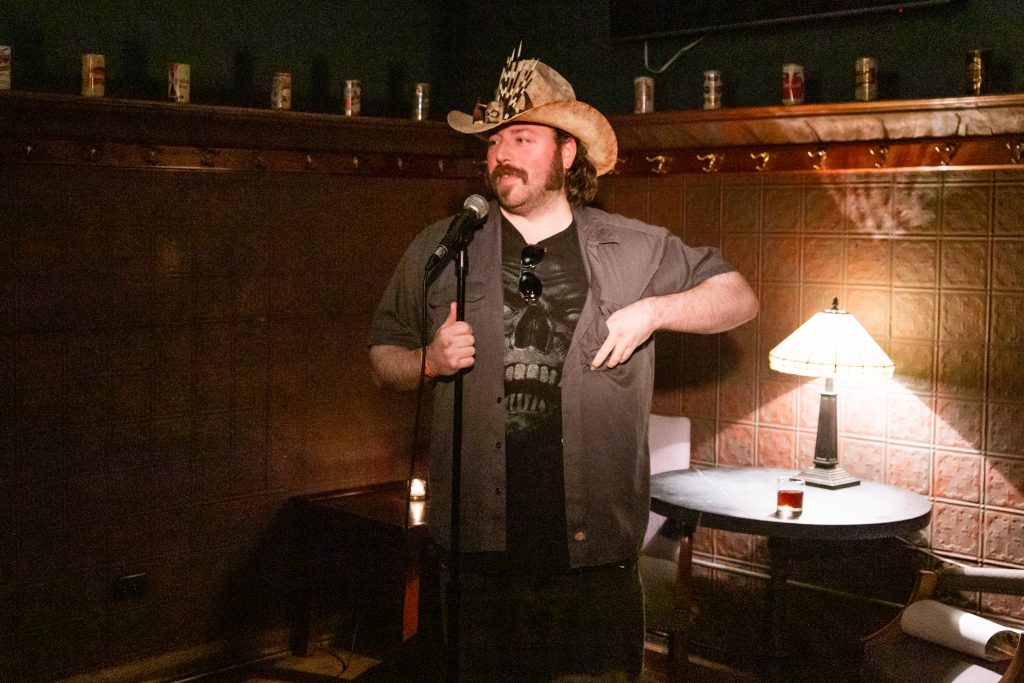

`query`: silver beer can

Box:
[854,57,877,101]
[271,72,292,110]
[0,46,10,91]
[703,70,722,110]
[781,63,804,105]
[411,82,429,121]
[168,62,190,103]
[81,53,105,97]
[343,79,361,116]
[966,49,986,96]
[634,76,654,114]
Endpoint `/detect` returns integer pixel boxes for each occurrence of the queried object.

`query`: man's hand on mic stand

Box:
[426,302,476,377]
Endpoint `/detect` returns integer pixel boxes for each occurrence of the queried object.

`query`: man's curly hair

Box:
[555,129,598,207]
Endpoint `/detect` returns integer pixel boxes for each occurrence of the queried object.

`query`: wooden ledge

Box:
[610,94,1024,150]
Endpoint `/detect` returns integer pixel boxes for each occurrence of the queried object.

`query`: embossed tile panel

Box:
[616,167,1024,582]
[933,450,983,503]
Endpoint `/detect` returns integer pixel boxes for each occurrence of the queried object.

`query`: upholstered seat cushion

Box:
[862,634,1009,683]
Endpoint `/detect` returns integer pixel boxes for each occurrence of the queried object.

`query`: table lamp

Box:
[768,298,895,489]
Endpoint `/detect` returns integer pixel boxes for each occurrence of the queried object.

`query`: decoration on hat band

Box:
[474,42,538,125]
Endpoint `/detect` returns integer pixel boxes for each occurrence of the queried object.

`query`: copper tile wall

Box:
[0,164,477,680]
[601,169,1024,626]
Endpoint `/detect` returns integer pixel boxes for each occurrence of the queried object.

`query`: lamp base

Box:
[799,465,861,489]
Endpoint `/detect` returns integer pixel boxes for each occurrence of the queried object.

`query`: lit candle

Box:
[409,500,427,526]
[409,478,427,501]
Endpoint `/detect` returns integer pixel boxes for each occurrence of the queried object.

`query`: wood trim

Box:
[0,137,486,177]
[4,91,1023,176]
[0,91,485,178]
[612,134,1024,175]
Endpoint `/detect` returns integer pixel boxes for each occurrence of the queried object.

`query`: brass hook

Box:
[869,145,889,168]
[24,142,36,159]
[352,155,360,169]
[808,148,827,171]
[82,143,103,163]
[696,152,723,173]
[304,153,319,171]
[750,151,770,172]
[396,157,404,171]
[200,148,218,167]
[606,157,625,175]
[645,155,669,174]
[934,140,958,166]
[143,146,161,165]
[1007,140,1024,165]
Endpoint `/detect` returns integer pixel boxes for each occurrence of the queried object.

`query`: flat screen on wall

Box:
[609,0,959,40]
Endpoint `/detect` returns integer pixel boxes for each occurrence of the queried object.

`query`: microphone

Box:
[424,194,489,273]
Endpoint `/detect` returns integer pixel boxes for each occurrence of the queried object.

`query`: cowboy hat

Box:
[447,46,618,176]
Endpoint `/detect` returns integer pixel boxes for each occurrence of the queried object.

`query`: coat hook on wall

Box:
[696,152,723,173]
[1007,140,1024,165]
[645,155,669,174]
[143,146,161,165]
[934,140,958,166]
[200,148,218,167]
[82,143,103,163]
[869,145,889,168]
[751,151,770,172]
[808,148,827,170]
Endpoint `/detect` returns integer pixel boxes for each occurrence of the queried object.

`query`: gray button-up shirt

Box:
[370,202,733,568]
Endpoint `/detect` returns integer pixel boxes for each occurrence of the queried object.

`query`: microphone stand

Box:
[445,245,468,683]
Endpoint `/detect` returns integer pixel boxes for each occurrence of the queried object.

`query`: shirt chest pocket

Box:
[426,288,487,338]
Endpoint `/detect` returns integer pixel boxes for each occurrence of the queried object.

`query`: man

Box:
[368,47,758,681]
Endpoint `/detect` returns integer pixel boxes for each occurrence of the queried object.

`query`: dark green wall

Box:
[1,1,1021,120]
[0,1,441,115]
[439,0,1023,116]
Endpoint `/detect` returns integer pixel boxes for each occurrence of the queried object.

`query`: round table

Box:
[651,466,932,540]
[649,467,932,682]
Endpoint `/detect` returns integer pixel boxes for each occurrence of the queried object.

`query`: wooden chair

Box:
[861,566,1024,683]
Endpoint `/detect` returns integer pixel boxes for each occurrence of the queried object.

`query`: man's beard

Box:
[488,149,566,210]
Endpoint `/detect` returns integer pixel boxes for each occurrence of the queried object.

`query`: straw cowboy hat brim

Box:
[446,50,618,176]
[447,100,618,176]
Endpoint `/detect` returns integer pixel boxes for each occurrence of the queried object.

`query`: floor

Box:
[186,642,761,683]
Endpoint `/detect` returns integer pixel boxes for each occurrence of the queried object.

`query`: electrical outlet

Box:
[111,572,149,600]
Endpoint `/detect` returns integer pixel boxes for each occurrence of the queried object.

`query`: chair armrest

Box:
[937,567,1024,597]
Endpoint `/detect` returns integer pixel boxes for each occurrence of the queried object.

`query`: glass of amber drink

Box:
[777,476,805,518]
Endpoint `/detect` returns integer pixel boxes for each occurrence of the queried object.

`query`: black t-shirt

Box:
[500,216,588,573]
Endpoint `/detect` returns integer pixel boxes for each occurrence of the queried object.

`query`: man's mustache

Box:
[490,164,528,184]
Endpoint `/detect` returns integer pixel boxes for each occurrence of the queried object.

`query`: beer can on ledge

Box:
[854,57,877,101]
[81,54,105,97]
[271,72,292,110]
[411,82,429,121]
[703,70,722,110]
[966,49,987,96]
[0,46,11,91]
[781,63,804,105]
[168,62,190,103]
[343,79,361,116]
[634,76,654,114]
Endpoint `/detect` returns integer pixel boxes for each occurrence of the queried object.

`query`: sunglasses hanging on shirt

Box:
[518,244,545,303]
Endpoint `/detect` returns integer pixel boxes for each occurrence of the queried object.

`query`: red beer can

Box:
[782,63,804,105]
[343,79,360,116]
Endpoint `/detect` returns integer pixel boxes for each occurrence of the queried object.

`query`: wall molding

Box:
[611,94,1024,174]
